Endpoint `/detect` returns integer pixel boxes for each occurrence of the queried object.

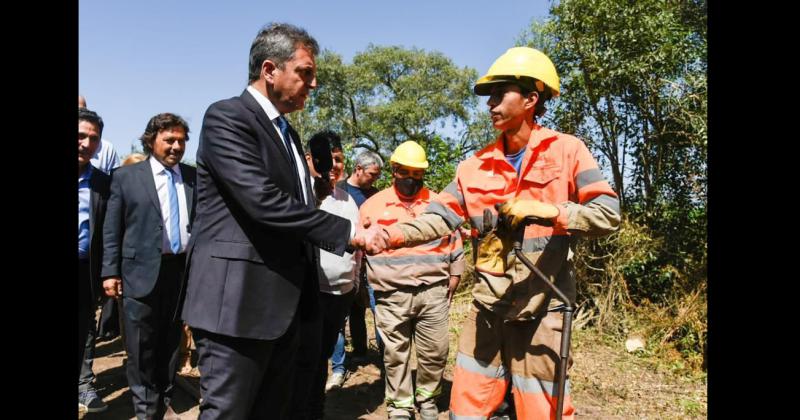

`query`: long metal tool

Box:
[510,216,574,420]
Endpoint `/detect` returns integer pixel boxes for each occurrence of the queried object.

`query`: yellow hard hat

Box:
[474,47,560,97]
[390,141,429,169]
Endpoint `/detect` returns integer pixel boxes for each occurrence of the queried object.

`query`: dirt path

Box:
[82,299,706,419]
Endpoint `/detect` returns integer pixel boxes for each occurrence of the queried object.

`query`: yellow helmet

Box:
[390,141,429,169]
[474,47,560,97]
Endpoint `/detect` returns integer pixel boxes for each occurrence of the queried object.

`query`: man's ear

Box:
[524,90,539,112]
[262,60,278,83]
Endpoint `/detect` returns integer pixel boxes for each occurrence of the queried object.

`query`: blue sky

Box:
[79,0,550,161]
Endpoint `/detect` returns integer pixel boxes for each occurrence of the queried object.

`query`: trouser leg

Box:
[506,311,575,420]
[410,282,449,407]
[448,302,507,420]
[375,289,415,417]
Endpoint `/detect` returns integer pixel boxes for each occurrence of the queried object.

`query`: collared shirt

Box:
[360,186,464,292]
[78,165,93,260]
[246,85,309,205]
[90,139,121,175]
[149,156,190,254]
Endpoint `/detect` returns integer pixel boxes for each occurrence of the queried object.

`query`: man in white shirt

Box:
[291,131,363,418]
[101,113,196,420]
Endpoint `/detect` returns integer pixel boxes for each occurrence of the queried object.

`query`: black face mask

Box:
[394,177,423,198]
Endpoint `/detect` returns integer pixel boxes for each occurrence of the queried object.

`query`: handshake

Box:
[350,218,391,255]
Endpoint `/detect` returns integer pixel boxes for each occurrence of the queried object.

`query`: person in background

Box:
[78,108,111,415]
[291,130,362,418]
[77,95,121,414]
[79,95,121,174]
[360,141,464,420]
[327,150,384,391]
[102,113,196,419]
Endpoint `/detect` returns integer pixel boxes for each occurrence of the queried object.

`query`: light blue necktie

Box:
[164,167,181,254]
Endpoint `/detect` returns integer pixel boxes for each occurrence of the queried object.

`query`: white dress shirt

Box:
[246,85,356,240]
[149,156,189,254]
[246,85,309,205]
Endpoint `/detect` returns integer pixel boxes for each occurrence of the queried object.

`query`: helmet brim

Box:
[473,76,537,96]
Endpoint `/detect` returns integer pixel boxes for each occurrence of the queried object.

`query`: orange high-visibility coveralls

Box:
[385,125,620,419]
[361,186,464,416]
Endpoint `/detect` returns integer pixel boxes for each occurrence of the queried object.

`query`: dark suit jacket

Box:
[87,165,111,300]
[101,160,197,299]
[180,89,352,341]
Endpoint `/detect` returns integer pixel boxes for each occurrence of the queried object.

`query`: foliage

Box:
[290,45,495,193]
[517,0,707,370]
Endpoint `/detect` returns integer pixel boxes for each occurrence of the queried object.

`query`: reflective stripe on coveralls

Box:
[385,125,618,420]
[360,186,465,292]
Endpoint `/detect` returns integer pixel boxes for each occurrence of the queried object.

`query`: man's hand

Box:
[474,231,510,275]
[496,198,559,231]
[103,277,122,298]
[351,218,390,255]
[447,275,461,304]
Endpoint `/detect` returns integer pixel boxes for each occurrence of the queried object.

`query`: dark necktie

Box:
[275,115,307,203]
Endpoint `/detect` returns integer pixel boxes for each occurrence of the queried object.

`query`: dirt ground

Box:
[81,297,706,419]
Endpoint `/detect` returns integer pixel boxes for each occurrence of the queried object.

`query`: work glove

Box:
[496,198,559,232]
[474,208,512,275]
[474,230,512,275]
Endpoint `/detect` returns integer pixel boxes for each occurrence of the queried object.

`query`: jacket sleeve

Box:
[199,100,351,255]
[553,140,621,237]
[101,170,125,278]
[385,177,468,248]
[448,229,465,276]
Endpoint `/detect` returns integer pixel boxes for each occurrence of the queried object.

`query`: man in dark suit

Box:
[179,22,388,419]
[78,108,111,416]
[102,113,196,420]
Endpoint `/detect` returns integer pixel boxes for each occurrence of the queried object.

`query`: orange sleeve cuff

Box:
[385,225,406,248]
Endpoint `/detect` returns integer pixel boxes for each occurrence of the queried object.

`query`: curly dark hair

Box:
[139,113,190,155]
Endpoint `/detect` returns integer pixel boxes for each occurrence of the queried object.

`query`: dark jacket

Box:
[180,89,352,340]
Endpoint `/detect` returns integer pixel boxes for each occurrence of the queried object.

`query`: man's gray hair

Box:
[355,150,383,169]
[248,22,320,83]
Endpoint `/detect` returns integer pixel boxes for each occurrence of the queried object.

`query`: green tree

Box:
[290,45,494,193]
[519,0,707,366]
[520,0,706,214]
